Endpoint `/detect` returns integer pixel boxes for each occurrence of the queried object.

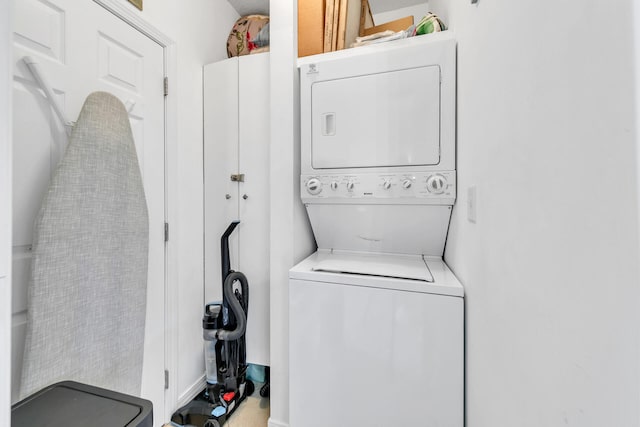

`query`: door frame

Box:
[1,1,13,425]
[92,0,179,421]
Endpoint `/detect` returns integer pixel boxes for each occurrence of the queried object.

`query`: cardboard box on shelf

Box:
[359,0,375,37]
[337,0,362,50]
[329,0,340,52]
[298,0,326,57]
[362,15,414,37]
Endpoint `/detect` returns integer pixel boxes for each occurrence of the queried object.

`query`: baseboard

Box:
[176,374,206,408]
[268,417,289,427]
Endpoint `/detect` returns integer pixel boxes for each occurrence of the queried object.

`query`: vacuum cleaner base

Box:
[170,380,254,427]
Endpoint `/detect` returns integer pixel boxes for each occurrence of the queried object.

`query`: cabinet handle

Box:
[225,194,231,199]
[242,194,248,200]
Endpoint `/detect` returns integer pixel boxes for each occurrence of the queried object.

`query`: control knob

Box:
[382,180,391,190]
[402,179,412,189]
[426,174,447,194]
[346,181,355,191]
[306,177,322,195]
[330,181,338,191]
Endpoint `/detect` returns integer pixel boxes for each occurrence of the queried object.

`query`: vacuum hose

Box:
[216,271,249,341]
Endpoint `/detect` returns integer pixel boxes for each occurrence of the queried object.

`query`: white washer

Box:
[289,250,463,427]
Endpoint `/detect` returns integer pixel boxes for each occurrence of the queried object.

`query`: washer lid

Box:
[312,252,434,282]
[290,250,464,297]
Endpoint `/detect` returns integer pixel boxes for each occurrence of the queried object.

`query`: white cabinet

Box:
[203,53,270,367]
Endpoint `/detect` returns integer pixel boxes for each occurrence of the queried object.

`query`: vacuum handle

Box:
[217,271,249,341]
[221,221,240,282]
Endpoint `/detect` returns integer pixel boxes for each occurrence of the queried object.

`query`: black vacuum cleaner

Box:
[171,221,254,427]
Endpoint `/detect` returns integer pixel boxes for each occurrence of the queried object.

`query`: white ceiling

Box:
[227,0,269,17]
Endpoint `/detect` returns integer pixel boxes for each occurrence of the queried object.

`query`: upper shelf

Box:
[296,30,454,66]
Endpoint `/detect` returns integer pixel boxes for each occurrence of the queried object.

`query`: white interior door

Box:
[11,0,166,422]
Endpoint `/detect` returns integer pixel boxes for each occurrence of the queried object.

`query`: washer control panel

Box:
[301,172,456,203]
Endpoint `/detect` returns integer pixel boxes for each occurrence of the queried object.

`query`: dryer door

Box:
[311,65,441,169]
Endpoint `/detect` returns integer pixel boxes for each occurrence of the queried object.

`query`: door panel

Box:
[13,0,65,62]
[12,80,61,247]
[204,58,240,304]
[12,0,166,423]
[238,53,270,366]
[311,66,441,169]
[97,33,144,93]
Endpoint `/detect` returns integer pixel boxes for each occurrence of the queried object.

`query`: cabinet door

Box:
[204,58,240,304]
[238,53,270,366]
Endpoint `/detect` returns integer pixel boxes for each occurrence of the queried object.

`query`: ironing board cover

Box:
[20,92,149,399]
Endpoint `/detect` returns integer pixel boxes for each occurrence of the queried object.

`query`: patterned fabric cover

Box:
[20,92,149,399]
[227,14,270,57]
[414,12,446,35]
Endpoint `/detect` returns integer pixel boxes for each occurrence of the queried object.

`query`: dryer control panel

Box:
[301,172,456,205]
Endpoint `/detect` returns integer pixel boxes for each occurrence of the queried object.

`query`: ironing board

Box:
[19,92,149,400]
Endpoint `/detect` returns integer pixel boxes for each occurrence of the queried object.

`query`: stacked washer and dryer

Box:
[289,33,463,426]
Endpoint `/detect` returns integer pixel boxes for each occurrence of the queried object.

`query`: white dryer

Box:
[290,32,463,426]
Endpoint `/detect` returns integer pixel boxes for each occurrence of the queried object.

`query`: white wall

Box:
[372,3,429,27]
[1,1,13,425]
[429,0,640,426]
[269,0,316,425]
[113,0,240,415]
[269,1,297,425]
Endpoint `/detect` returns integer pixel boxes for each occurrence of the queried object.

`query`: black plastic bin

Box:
[12,380,153,427]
